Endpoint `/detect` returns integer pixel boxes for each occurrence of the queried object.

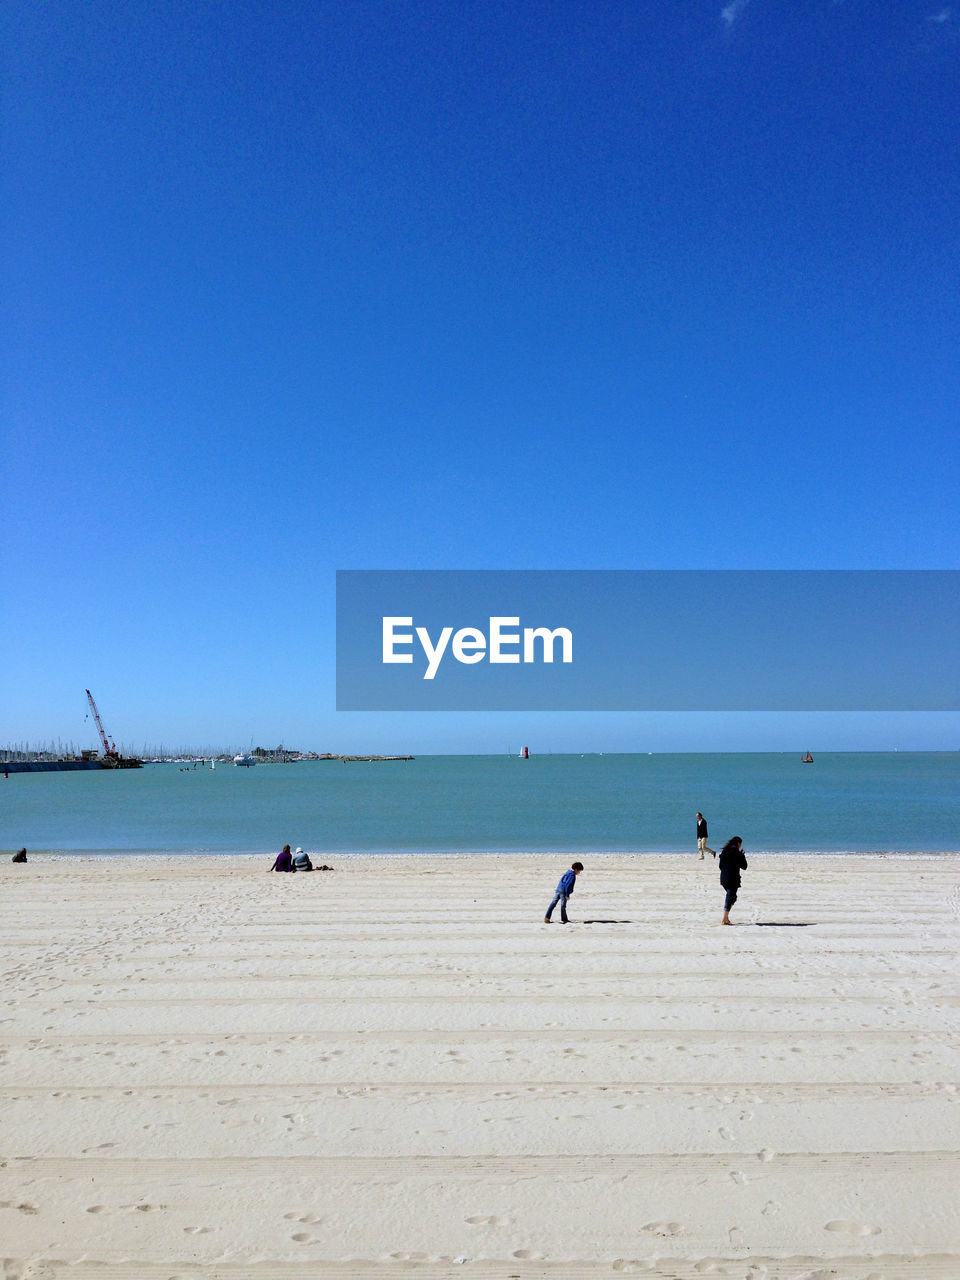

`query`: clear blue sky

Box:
[2,2,958,753]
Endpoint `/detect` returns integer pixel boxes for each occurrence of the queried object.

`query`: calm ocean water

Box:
[1,753,958,856]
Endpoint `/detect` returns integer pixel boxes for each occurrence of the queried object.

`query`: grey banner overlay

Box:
[336,570,959,710]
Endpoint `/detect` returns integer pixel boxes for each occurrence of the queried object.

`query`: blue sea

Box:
[2,753,958,856]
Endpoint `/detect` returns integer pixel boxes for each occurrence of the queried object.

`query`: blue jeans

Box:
[723,885,739,912]
[545,891,569,922]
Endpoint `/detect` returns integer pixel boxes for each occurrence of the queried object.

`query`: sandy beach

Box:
[2,851,958,1278]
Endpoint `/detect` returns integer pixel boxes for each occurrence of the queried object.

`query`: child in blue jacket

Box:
[544,861,583,923]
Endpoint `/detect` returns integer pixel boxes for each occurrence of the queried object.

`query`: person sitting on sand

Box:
[718,836,747,925]
[544,861,583,924]
[269,844,294,872]
[292,847,313,872]
[11,847,27,863]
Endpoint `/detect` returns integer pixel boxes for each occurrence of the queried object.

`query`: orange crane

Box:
[85,689,118,759]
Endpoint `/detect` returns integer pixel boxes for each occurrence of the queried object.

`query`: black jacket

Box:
[718,845,747,887]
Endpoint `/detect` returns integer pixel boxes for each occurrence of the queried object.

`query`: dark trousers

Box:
[723,884,739,911]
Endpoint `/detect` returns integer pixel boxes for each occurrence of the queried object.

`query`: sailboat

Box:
[801,751,814,763]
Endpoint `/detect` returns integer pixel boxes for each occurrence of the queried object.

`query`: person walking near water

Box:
[718,837,747,925]
[696,812,715,859]
[544,862,583,923]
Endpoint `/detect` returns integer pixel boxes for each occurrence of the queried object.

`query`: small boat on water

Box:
[801,751,814,763]
[233,754,256,767]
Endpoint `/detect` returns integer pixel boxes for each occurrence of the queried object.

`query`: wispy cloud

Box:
[927,7,952,20]
[721,0,750,25]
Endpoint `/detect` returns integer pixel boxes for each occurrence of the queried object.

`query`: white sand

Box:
[1,852,958,1279]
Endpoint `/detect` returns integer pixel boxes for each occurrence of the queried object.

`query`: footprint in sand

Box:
[824,1219,881,1236]
[465,1214,509,1226]
[642,1221,681,1237]
[729,1170,748,1185]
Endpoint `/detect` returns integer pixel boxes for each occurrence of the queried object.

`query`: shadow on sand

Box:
[576,919,817,927]
[582,919,634,924]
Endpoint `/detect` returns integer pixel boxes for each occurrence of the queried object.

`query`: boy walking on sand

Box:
[544,862,583,923]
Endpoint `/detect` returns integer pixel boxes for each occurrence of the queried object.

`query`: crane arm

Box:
[85,689,116,756]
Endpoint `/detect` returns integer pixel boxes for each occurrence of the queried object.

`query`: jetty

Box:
[1,754,142,774]
[335,747,414,757]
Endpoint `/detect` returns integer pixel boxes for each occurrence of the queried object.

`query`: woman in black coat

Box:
[718,836,747,925]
